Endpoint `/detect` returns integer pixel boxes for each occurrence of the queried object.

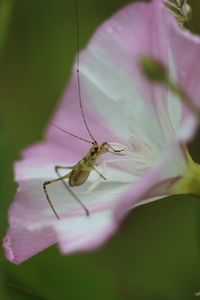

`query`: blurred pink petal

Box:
[168,15,200,111]
[4,0,200,264]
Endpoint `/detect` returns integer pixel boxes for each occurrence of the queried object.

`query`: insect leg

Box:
[87,162,107,193]
[93,166,106,180]
[80,164,106,180]
[55,166,90,216]
[43,173,70,220]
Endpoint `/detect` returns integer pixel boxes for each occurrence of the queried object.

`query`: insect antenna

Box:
[50,121,92,144]
[74,0,97,143]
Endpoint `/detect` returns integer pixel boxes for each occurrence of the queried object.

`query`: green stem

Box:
[168,80,200,122]
[0,0,14,59]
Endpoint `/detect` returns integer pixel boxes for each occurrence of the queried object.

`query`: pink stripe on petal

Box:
[3,226,56,264]
[79,0,170,126]
[168,19,200,111]
[114,139,187,221]
[47,75,124,148]
[22,142,75,162]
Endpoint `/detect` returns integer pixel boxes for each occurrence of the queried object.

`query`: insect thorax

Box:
[89,142,109,157]
[69,142,109,187]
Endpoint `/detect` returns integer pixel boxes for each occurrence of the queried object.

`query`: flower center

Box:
[104,127,157,177]
[128,126,156,175]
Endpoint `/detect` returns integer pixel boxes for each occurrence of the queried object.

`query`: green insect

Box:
[43,0,124,220]
[43,139,120,220]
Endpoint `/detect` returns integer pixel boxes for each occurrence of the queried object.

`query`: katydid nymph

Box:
[43,0,125,220]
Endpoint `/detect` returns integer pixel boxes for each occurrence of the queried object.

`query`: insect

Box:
[43,0,125,220]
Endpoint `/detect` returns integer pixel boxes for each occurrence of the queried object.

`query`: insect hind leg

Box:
[43,173,70,220]
[55,166,90,216]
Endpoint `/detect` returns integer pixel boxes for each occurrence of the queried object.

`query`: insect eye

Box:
[90,146,99,156]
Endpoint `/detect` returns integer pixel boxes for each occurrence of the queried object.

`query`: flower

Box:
[3,0,200,264]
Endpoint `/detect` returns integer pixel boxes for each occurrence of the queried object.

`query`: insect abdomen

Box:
[69,170,90,187]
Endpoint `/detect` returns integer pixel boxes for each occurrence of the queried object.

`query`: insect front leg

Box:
[93,166,106,180]
[81,164,107,180]
[86,161,107,193]
[55,165,90,216]
[43,173,71,220]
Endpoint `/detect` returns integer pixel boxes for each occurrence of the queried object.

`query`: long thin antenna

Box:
[50,122,92,144]
[74,0,96,143]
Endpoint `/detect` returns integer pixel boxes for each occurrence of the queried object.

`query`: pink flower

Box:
[4,0,200,264]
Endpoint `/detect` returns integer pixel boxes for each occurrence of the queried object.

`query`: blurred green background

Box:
[0,0,200,299]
